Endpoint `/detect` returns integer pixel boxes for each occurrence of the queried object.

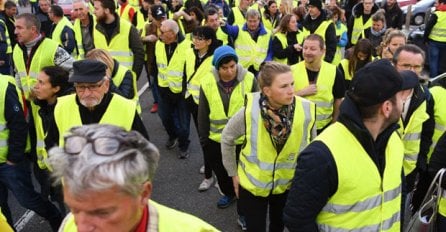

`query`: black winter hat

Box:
[309,0,323,11]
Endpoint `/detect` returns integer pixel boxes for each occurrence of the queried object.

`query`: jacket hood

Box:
[211,64,248,83]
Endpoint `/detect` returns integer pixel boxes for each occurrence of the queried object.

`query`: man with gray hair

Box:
[49,124,219,231]
[222,8,272,76]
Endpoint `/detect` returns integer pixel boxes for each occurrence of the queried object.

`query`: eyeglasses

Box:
[397,63,423,72]
[74,80,104,92]
[159,29,173,35]
[64,135,130,156]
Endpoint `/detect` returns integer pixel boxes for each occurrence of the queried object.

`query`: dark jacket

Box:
[50,23,76,54]
[0,12,16,47]
[271,31,302,65]
[45,92,148,149]
[283,96,401,231]
[35,7,52,38]
[110,59,135,99]
[302,10,337,63]
[4,83,28,164]
[429,131,446,188]
[347,2,379,47]
[383,3,404,29]
[95,14,145,78]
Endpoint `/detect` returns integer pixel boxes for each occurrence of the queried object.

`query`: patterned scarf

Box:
[259,94,295,153]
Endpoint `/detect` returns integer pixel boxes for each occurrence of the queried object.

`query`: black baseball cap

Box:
[151,5,166,20]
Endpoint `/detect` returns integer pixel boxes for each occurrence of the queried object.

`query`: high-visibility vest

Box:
[339,58,352,81]
[397,89,429,176]
[234,28,271,71]
[155,40,188,94]
[333,23,347,65]
[292,61,336,130]
[128,0,140,7]
[0,19,12,54]
[112,63,141,114]
[238,92,315,197]
[216,27,229,45]
[54,94,136,146]
[185,51,213,104]
[60,200,220,232]
[73,14,96,60]
[94,19,134,68]
[302,20,332,41]
[351,15,372,45]
[0,77,11,163]
[428,86,446,162]
[273,31,304,64]
[118,4,134,23]
[200,72,254,143]
[315,122,403,231]
[30,101,49,170]
[0,208,13,232]
[13,38,58,100]
[428,11,446,42]
[135,8,146,33]
[51,16,74,48]
[231,7,245,26]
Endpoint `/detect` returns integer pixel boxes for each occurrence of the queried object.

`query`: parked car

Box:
[401,0,435,25]
[54,0,75,19]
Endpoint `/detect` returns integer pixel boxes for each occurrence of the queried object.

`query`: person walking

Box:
[221,61,316,231]
[424,0,446,78]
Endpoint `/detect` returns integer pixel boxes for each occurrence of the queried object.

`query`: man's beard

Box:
[96,14,106,24]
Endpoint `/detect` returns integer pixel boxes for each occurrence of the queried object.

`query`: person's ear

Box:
[381,100,392,118]
[139,181,152,205]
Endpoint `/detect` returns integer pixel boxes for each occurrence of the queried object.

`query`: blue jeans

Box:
[428,40,446,78]
[0,160,62,231]
[157,88,190,151]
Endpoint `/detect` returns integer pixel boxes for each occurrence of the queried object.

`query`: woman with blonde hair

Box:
[377,29,406,60]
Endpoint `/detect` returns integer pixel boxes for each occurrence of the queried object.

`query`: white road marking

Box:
[138,83,149,97]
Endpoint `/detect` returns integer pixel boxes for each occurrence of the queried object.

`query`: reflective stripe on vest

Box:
[94,19,134,68]
[234,29,271,71]
[13,39,58,99]
[428,86,446,162]
[351,16,372,45]
[51,16,74,47]
[315,123,403,231]
[397,96,429,175]
[201,72,255,143]
[238,92,316,197]
[155,40,188,93]
[429,12,446,42]
[292,61,336,130]
[185,51,213,104]
[54,94,136,146]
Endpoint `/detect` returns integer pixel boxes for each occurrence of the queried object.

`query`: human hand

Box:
[296,84,317,96]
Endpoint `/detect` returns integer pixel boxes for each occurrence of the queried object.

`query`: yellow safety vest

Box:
[201,71,254,143]
[231,7,246,26]
[302,20,332,41]
[333,23,347,65]
[112,64,141,114]
[13,38,58,100]
[428,86,446,161]
[185,51,213,104]
[128,0,140,7]
[0,208,13,232]
[0,77,10,163]
[73,14,96,60]
[315,122,403,231]
[238,92,315,197]
[135,8,146,33]
[428,11,446,42]
[339,58,352,81]
[273,31,304,65]
[292,61,336,130]
[351,16,372,45]
[118,4,134,23]
[234,28,271,71]
[54,94,136,146]
[94,19,134,68]
[397,93,429,176]
[30,101,49,170]
[60,200,220,232]
[155,40,188,94]
[51,16,74,48]
[0,19,12,54]
[216,27,229,45]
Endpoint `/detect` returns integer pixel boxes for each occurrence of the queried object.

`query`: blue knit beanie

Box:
[212,45,238,68]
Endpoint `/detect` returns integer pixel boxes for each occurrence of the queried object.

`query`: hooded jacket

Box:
[347,2,380,47]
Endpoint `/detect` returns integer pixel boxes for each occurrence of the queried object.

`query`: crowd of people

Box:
[0,0,445,230]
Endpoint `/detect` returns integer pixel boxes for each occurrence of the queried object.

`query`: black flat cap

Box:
[69,60,107,83]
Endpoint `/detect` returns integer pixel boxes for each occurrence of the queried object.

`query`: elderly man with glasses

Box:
[45,59,148,149]
[49,124,218,231]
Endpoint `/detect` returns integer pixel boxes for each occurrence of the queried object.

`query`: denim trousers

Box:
[428,40,446,78]
[0,160,62,231]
